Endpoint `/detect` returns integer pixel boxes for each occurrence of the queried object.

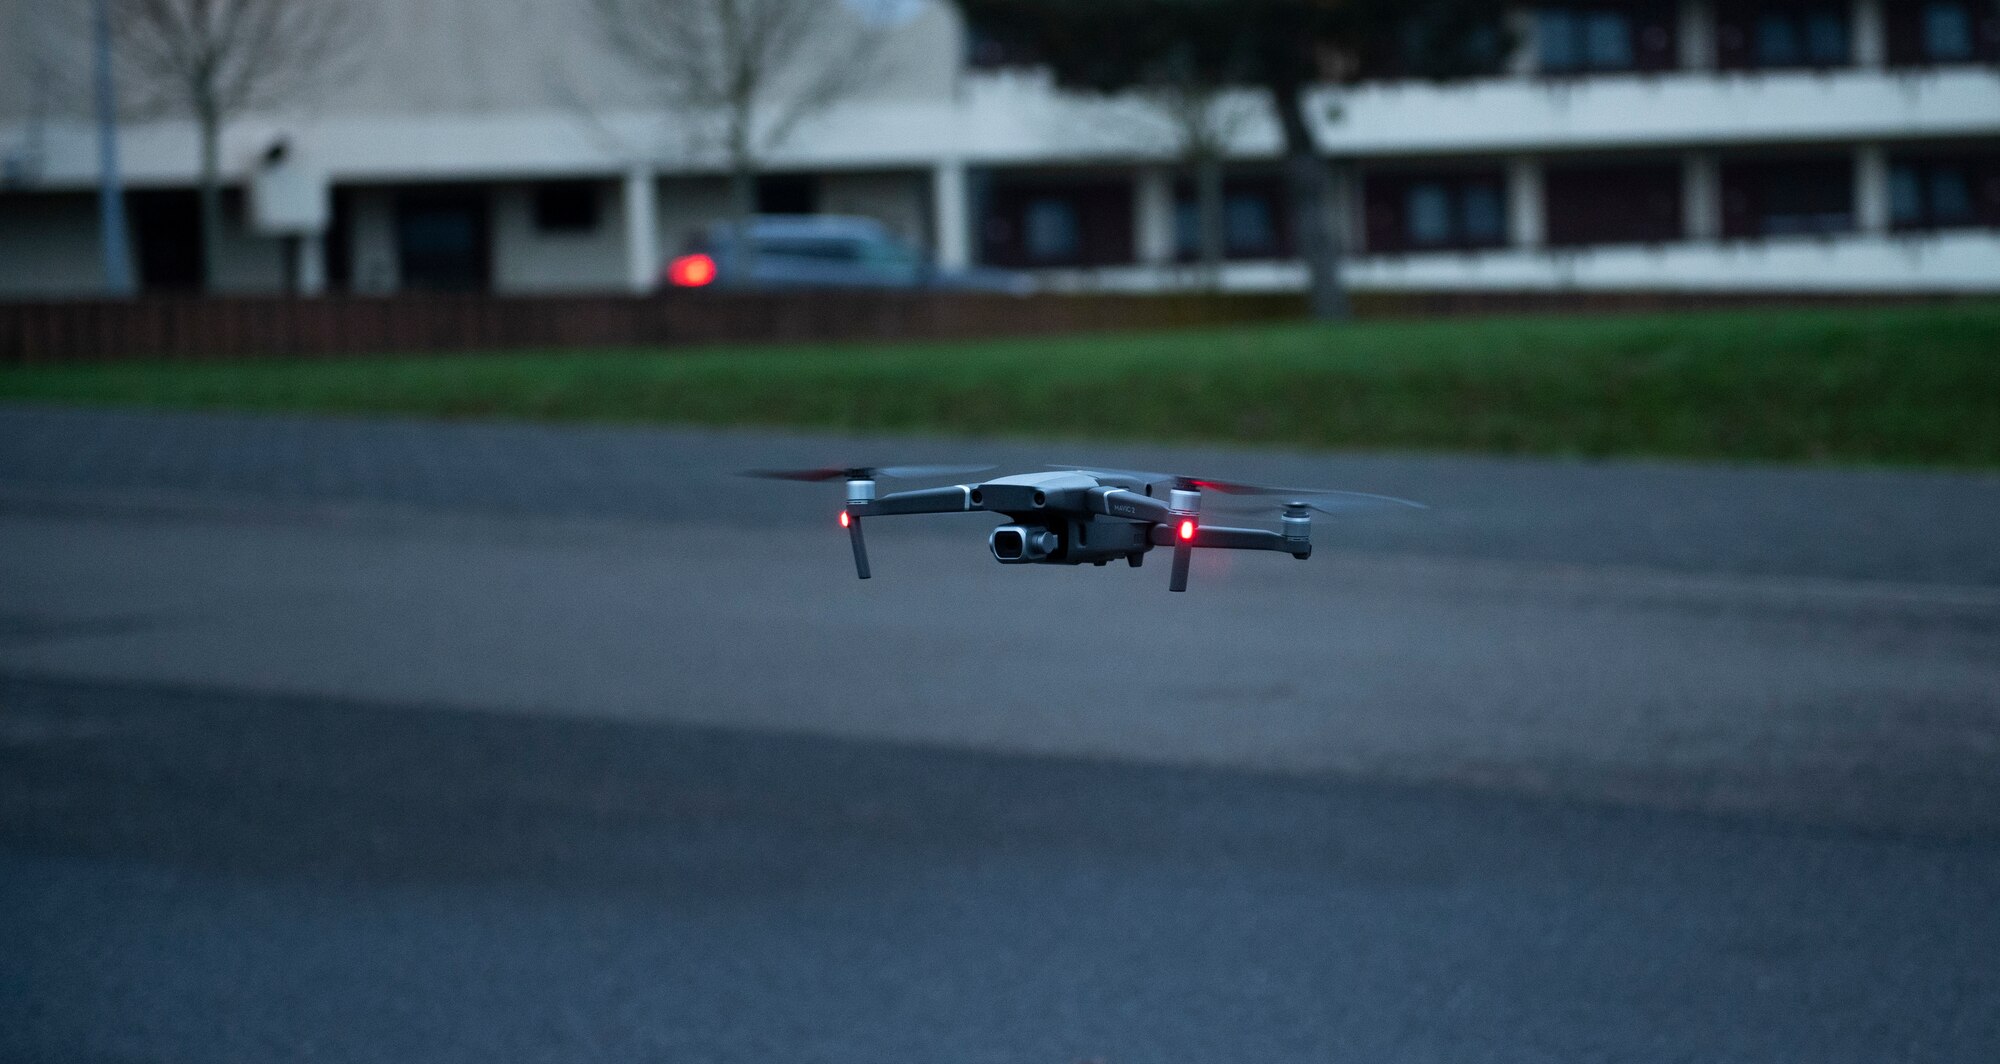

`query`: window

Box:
[1173,178,1290,260]
[756,175,818,215]
[1719,4,1852,69]
[1544,162,1683,247]
[1887,1,1996,65]
[1408,183,1455,246]
[1719,158,1853,239]
[532,182,599,233]
[1023,199,1080,262]
[1923,2,1976,60]
[1538,4,1677,74]
[980,179,1136,268]
[1755,9,1847,65]
[1363,170,1509,253]
[1888,155,2000,231]
[397,190,492,291]
[1542,10,1634,71]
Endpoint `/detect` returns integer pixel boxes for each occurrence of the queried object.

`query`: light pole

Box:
[94,0,135,296]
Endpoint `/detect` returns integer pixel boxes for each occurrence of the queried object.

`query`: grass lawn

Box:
[5,302,1999,467]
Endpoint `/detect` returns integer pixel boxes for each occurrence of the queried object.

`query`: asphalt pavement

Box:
[3,405,1998,1062]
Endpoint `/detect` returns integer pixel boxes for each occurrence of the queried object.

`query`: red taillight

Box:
[1178,519,1196,542]
[839,510,851,528]
[668,253,717,287]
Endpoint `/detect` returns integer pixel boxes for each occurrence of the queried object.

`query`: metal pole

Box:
[94,0,135,296]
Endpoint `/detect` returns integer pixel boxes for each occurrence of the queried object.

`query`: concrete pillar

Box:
[1135,167,1176,267]
[295,233,326,296]
[1852,0,1886,69]
[1683,151,1722,241]
[931,160,971,270]
[1679,1,1717,70]
[1507,156,1545,250]
[350,188,400,294]
[1856,144,1891,233]
[1507,8,1541,76]
[623,166,658,293]
[1331,165,1363,254]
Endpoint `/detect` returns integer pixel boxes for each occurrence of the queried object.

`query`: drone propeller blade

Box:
[742,467,851,482]
[742,464,993,483]
[875,464,995,480]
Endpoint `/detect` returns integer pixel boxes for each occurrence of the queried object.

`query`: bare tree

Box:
[587,0,893,223]
[110,0,363,291]
[1142,62,1261,290]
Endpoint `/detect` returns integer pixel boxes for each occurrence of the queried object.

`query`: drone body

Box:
[748,464,1422,593]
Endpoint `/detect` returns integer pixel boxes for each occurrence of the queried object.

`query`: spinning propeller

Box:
[743,463,995,580]
[743,464,996,483]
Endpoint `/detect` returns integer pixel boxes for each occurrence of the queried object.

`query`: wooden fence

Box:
[0,291,1304,365]
[0,288,1960,365]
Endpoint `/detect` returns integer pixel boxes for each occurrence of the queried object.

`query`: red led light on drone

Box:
[668,253,717,287]
[1178,519,1196,542]
[839,510,852,528]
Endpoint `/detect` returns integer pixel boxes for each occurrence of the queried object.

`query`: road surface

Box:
[3,406,1998,1062]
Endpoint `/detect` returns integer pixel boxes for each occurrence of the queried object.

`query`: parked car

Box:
[662,215,1031,294]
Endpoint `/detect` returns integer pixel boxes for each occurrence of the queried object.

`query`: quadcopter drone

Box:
[745,463,1424,593]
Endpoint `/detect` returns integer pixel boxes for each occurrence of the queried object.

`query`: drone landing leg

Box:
[848,515,872,580]
[1168,486,1199,593]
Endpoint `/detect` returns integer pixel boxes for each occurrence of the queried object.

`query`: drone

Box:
[745,463,1424,593]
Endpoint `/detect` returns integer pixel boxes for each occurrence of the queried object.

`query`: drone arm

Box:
[853,485,979,517]
[1148,523,1310,559]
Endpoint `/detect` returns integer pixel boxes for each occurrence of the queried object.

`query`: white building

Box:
[1,0,1996,298]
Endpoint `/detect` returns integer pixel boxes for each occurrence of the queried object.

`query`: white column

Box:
[295,233,326,296]
[1856,144,1891,233]
[1332,165,1363,254]
[350,188,399,294]
[1683,151,1722,241]
[1507,156,1545,250]
[623,165,659,293]
[1506,8,1541,76]
[1679,1,1717,70]
[1135,167,1176,267]
[931,160,971,270]
[1852,0,1886,69]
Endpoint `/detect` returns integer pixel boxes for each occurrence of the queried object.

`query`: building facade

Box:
[1,0,1997,298]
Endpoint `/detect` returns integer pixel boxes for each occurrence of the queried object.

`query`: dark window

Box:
[756,175,818,215]
[1717,4,1851,69]
[533,182,599,233]
[396,189,491,292]
[1886,1,2000,66]
[980,178,1134,268]
[1172,176,1291,260]
[1023,198,1081,261]
[1888,153,2000,231]
[126,188,203,292]
[1363,170,1509,253]
[1720,158,1853,239]
[1539,3,1679,73]
[965,26,1044,69]
[1544,162,1683,247]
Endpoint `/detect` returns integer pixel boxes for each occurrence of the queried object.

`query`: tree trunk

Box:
[1196,154,1225,291]
[727,162,757,224]
[1269,79,1349,321]
[197,105,224,294]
